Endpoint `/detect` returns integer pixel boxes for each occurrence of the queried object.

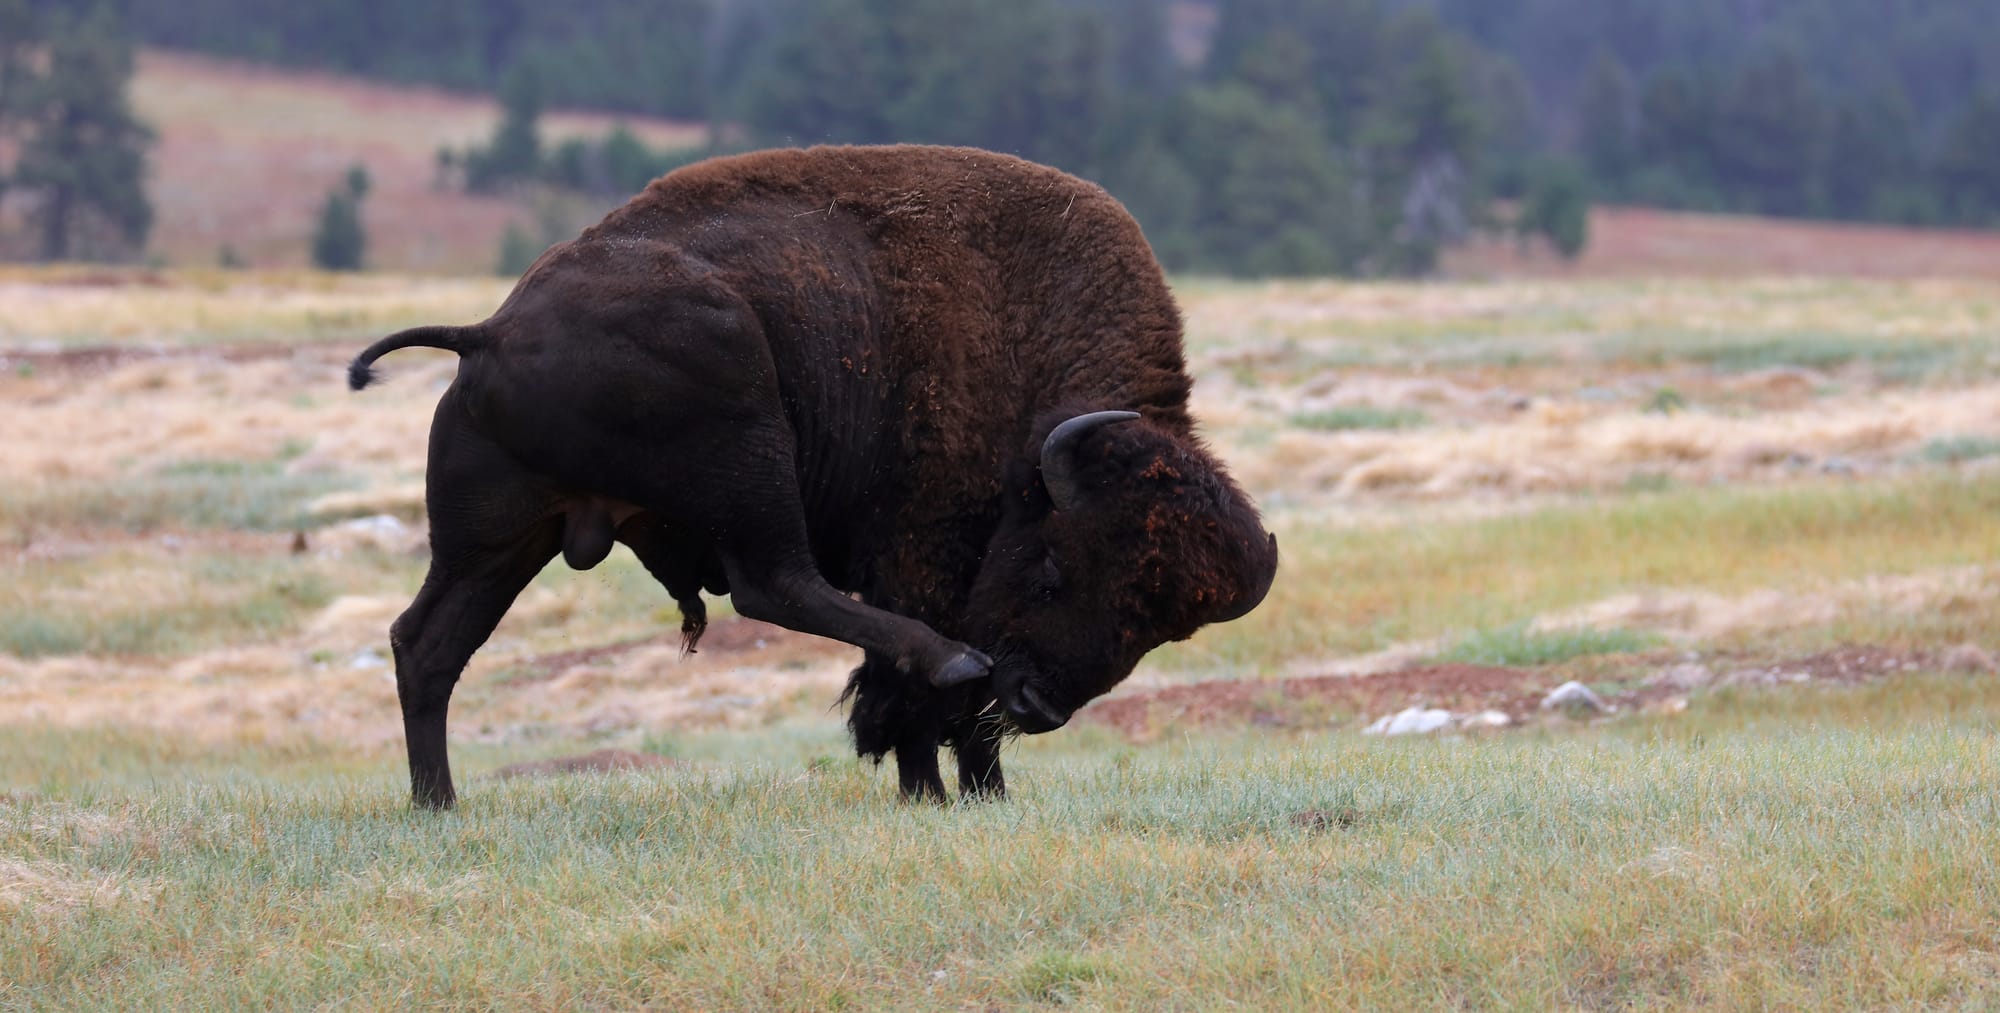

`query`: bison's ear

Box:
[1040,410,1139,511]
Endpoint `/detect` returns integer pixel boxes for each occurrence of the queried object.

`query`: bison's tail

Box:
[347,324,489,391]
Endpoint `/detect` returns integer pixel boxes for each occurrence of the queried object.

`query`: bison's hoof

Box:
[930,649,992,688]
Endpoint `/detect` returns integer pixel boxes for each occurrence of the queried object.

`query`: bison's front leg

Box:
[952,719,1006,800]
[844,655,952,801]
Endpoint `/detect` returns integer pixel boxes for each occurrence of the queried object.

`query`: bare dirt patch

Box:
[1083,647,1945,739]
[1447,206,2000,280]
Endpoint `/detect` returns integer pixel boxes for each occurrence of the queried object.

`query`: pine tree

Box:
[465,62,544,192]
[1519,157,1590,259]
[10,4,154,261]
[495,221,541,277]
[1936,93,2000,224]
[311,164,370,271]
[1713,48,1827,216]
[1576,46,1635,184]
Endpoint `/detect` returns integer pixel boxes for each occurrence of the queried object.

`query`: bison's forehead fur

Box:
[1011,415,1273,645]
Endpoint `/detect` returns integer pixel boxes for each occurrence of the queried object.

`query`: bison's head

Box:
[962,409,1279,732]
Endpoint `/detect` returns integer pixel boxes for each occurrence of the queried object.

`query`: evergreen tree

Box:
[1362,12,1488,273]
[465,62,544,192]
[1169,84,1366,276]
[1820,85,1920,221]
[311,164,370,271]
[1519,157,1590,259]
[495,221,541,277]
[1712,48,1826,216]
[0,0,32,213]
[1576,46,1636,184]
[1936,93,2000,223]
[731,0,899,144]
[1632,66,1723,209]
[9,4,154,261]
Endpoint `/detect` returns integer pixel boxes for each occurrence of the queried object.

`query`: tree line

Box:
[17,0,2000,271]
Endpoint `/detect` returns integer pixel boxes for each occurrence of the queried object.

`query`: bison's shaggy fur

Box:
[351,145,1276,806]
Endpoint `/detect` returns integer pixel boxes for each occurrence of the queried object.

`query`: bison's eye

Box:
[1033,554,1062,598]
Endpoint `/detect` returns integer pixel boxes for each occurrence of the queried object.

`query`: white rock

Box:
[1363,706,1456,736]
[1457,709,1512,729]
[1540,680,1611,714]
[347,647,388,670]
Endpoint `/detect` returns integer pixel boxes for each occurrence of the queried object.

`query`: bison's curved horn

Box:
[1040,410,1140,511]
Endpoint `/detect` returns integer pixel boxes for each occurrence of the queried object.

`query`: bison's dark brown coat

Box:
[350,145,1276,805]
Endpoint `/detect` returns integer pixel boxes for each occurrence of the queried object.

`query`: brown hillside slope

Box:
[131,50,705,274]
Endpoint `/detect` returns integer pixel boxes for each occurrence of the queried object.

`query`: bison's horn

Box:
[1041,410,1140,511]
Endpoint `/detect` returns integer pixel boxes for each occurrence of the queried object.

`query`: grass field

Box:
[6,268,2000,1006]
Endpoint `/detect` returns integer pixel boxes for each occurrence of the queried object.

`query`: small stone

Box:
[1457,709,1512,729]
[1645,663,1714,692]
[1646,696,1690,715]
[1362,706,1456,736]
[347,647,387,670]
[1942,643,1996,674]
[1540,680,1610,714]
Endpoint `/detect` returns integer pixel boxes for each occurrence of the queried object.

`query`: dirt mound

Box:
[491,748,678,780]
[1446,205,2000,280]
[1085,646,1943,739]
[1084,664,1540,739]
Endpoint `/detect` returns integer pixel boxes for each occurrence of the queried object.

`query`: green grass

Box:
[0,460,349,536]
[1160,471,2000,672]
[4,677,1998,1009]
[1919,434,2000,465]
[1288,405,1429,431]
[1435,622,1659,667]
[0,553,334,658]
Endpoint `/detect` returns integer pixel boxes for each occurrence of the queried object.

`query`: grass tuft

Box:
[1435,622,1659,667]
[1288,405,1429,431]
[1918,434,2000,465]
[2,461,349,535]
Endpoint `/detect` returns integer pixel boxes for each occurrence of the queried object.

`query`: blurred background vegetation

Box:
[5,0,2000,275]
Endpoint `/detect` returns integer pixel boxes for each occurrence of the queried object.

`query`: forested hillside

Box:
[42,0,2000,273]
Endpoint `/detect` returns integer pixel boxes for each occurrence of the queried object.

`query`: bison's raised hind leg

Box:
[391,524,559,809]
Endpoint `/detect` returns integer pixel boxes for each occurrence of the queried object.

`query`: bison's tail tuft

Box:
[346,324,488,391]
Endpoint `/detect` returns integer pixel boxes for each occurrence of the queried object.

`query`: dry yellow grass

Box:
[7,270,2000,751]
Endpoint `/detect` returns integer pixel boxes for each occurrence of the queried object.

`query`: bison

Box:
[348,144,1277,807]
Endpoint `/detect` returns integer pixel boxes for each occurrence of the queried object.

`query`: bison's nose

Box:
[1005,683,1069,734]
